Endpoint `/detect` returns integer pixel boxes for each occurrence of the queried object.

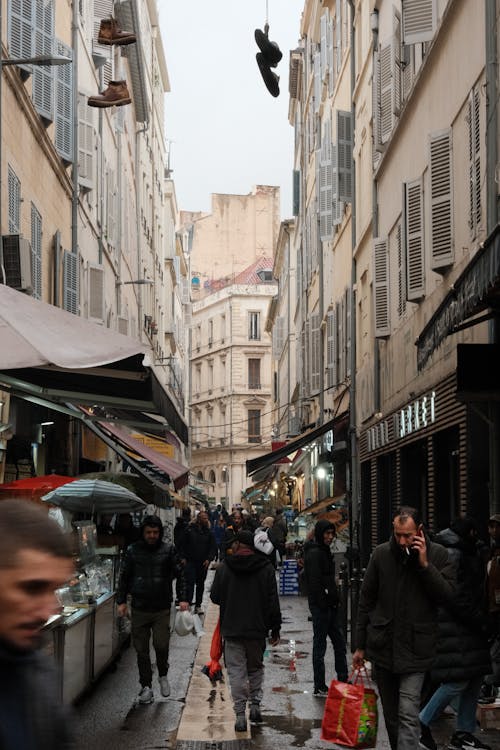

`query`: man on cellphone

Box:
[352,506,455,750]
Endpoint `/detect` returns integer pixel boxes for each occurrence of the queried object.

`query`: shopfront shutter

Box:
[429,130,454,271]
[373,237,390,337]
[54,40,73,163]
[402,0,437,45]
[33,0,54,121]
[405,177,425,300]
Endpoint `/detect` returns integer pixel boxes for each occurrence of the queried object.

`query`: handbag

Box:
[320,668,378,748]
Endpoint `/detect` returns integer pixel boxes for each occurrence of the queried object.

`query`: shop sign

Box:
[366,390,436,453]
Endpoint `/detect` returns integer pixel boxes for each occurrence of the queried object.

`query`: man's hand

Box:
[203,559,210,569]
[411,528,429,568]
[269,630,280,646]
[352,648,365,669]
[178,601,190,611]
[117,603,128,618]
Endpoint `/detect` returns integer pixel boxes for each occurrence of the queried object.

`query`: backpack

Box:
[254,527,274,555]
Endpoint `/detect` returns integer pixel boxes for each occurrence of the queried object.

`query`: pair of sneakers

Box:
[234,703,262,732]
[420,723,491,750]
[137,675,171,704]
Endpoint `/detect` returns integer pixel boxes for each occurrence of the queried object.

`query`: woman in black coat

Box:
[419,518,491,750]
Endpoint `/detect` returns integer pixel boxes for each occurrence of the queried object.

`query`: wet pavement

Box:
[73,570,500,749]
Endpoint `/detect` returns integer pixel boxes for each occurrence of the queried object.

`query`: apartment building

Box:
[0,0,189,493]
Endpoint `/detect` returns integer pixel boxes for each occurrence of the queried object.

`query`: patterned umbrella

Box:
[41,479,147,514]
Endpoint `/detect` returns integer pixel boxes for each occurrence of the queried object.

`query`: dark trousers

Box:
[309,604,348,689]
[185,560,208,607]
[131,608,170,687]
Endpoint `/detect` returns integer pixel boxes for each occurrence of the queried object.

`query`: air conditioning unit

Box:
[2,235,32,293]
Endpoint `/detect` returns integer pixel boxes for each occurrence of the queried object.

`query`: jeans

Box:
[185,560,208,607]
[131,608,170,687]
[224,637,266,715]
[420,675,483,733]
[309,604,348,689]
[375,666,425,750]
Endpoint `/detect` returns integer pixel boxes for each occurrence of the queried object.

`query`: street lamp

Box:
[0,50,72,282]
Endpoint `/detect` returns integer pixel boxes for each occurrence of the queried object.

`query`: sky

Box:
[158,1,304,218]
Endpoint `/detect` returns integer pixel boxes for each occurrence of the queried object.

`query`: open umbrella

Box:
[77,471,156,504]
[41,479,147,514]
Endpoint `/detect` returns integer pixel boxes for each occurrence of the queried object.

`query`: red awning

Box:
[99,422,189,490]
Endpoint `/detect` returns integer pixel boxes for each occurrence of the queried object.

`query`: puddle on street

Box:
[271,686,308,694]
[251,715,322,747]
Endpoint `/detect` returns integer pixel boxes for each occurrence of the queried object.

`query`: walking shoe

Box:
[97,17,136,46]
[254,28,283,67]
[449,732,491,750]
[159,675,170,697]
[234,714,247,732]
[313,685,329,696]
[137,685,154,704]
[256,52,280,97]
[419,721,437,750]
[88,80,131,108]
[249,703,262,723]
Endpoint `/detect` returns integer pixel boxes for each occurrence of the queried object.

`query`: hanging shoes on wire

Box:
[88,17,135,108]
[254,22,282,97]
[97,17,136,46]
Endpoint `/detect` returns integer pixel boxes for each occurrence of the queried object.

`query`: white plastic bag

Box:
[174,609,195,636]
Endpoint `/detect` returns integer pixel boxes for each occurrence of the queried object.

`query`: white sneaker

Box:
[159,675,170,697]
[137,686,154,704]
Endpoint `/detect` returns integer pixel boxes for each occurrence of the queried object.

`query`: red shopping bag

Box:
[320,669,378,748]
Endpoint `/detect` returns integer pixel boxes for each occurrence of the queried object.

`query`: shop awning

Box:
[246,417,337,477]
[97,422,189,491]
[0,286,188,444]
[416,223,500,370]
[298,494,346,515]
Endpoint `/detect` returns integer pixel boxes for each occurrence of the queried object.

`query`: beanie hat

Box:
[236,530,255,548]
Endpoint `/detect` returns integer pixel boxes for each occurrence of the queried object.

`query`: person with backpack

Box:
[254,516,276,562]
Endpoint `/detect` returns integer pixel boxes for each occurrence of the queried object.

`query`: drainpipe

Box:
[71,1,78,259]
[135,123,148,339]
[370,9,381,415]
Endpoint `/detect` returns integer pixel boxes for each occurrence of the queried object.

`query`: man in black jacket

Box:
[352,506,455,750]
[180,510,216,614]
[210,529,281,733]
[0,499,74,750]
[303,519,347,695]
[117,514,188,704]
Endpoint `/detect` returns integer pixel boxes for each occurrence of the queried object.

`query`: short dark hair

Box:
[0,499,72,567]
[392,506,422,526]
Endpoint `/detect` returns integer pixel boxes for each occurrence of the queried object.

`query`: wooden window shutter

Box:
[372,48,383,160]
[88,264,105,322]
[402,0,437,45]
[320,11,329,83]
[328,14,336,96]
[429,130,454,271]
[405,178,425,300]
[63,251,79,315]
[332,144,343,226]
[380,44,393,143]
[293,170,300,216]
[30,203,42,299]
[8,0,33,64]
[326,309,337,388]
[319,120,333,241]
[337,110,353,203]
[311,313,321,394]
[55,40,73,162]
[304,319,311,397]
[396,222,406,318]
[314,51,321,114]
[78,94,95,190]
[345,287,351,377]
[33,0,54,121]
[8,166,21,234]
[392,14,402,117]
[468,88,481,237]
[373,237,390,337]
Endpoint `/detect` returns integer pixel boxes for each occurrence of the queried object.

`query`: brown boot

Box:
[97,17,136,46]
[87,80,131,108]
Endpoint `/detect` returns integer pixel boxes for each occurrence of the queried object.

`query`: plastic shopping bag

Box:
[320,669,378,748]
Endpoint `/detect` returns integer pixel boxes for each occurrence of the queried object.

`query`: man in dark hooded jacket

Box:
[117,514,188,704]
[210,529,281,733]
[303,519,348,695]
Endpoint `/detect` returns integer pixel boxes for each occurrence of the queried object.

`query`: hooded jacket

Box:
[429,527,490,683]
[354,531,456,673]
[117,515,184,610]
[303,520,339,610]
[180,519,217,563]
[210,550,281,639]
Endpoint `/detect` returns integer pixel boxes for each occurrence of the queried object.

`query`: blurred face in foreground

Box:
[143,525,161,545]
[0,549,73,651]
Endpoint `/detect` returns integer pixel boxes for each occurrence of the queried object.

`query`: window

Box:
[63,250,79,315]
[30,204,42,299]
[208,361,214,391]
[220,314,226,341]
[194,364,201,395]
[208,318,214,345]
[248,311,260,340]
[248,359,261,389]
[54,40,74,163]
[405,177,425,300]
[373,238,390,337]
[8,166,20,234]
[248,410,261,443]
[468,87,481,238]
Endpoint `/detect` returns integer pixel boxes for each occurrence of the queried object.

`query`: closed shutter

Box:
[78,94,95,190]
[319,120,333,241]
[33,0,54,121]
[372,48,383,160]
[392,13,402,117]
[402,0,437,45]
[326,309,337,388]
[345,287,351,377]
[88,264,105,322]
[55,40,73,162]
[311,313,321,394]
[293,170,300,216]
[429,130,453,271]
[337,110,352,202]
[405,178,425,300]
[396,222,406,318]
[380,44,393,143]
[314,51,321,114]
[328,13,335,96]
[8,0,33,66]
[332,144,343,225]
[30,204,42,299]
[468,88,481,238]
[93,0,114,85]
[373,238,390,337]
[63,251,79,315]
[8,167,21,234]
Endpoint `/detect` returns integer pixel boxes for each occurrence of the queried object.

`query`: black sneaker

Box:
[234,714,247,732]
[249,703,262,723]
[313,686,329,696]
[419,721,437,750]
[450,732,491,750]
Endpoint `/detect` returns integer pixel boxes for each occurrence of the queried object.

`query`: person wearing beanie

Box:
[117,515,189,705]
[303,518,348,695]
[210,528,281,733]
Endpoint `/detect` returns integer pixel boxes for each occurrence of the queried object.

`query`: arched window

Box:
[208,470,216,484]
[197,471,204,481]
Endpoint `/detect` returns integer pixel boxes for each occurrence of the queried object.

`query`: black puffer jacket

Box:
[355,532,456,673]
[180,521,217,563]
[303,520,339,610]
[210,550,281,639]
[117,517,184,610]
[430,527,491,683]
